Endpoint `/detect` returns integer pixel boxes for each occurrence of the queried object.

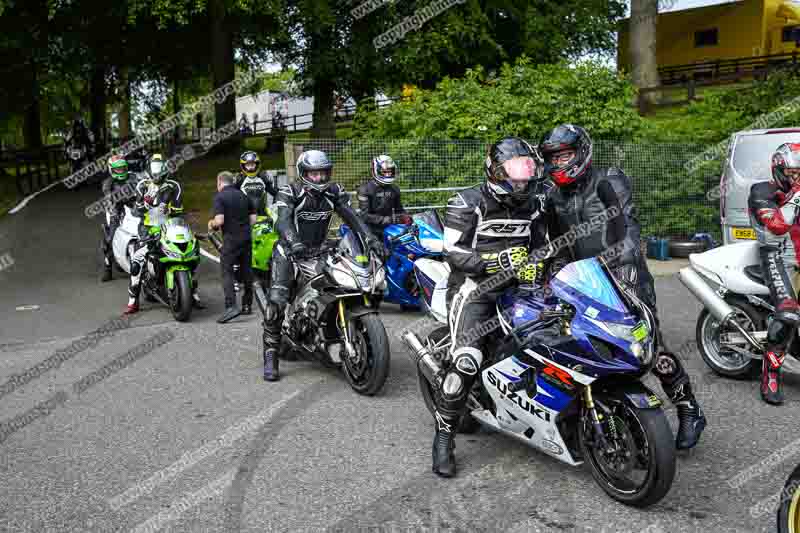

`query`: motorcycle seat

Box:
[744,265,765,285]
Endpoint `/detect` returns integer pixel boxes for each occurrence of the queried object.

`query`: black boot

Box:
[671,382,706,450]
[101,266,113,282]
[761,351,784,405]
[432,410,458,477]
[263,347,279,381]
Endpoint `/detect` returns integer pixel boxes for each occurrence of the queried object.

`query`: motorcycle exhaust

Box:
[401,331,442,386]
[678,267,763,351]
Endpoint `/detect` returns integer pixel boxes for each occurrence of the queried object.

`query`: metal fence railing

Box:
[285,139,721,240]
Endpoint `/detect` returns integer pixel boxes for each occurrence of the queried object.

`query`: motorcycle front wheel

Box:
[579,397,675,508]
[169,270,193,322]
[778,464,800,533]
[341,314,390,396]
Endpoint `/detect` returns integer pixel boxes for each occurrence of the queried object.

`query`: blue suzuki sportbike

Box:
[341,210,444,309]
[403,256,676,507]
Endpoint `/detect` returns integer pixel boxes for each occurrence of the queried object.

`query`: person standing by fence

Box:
[208,171,256,323]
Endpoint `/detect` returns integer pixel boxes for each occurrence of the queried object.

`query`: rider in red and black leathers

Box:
[257,150,382,381]
[747,142,800,405]
[431,137,549,478]
[540,124,706,449]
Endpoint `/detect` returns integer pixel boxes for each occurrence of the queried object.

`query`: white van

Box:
[720,128,800,264]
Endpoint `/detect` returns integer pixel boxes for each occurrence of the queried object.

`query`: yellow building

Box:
[618,0,800,74]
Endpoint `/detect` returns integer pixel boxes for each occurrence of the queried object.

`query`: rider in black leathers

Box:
[257,150,382,381]
[65,118,94,158]
[357,155,412,241]
[100,156,137,282]
[539,124,706,450]
[747,142,800,405]
[431,137,549,478]
[235,151,278,216]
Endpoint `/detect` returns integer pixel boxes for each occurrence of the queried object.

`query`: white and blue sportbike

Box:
[403,256,676,507]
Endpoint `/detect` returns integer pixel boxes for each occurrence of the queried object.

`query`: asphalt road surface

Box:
[1,185,798,533]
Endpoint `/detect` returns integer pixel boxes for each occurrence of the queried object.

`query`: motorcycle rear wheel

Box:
[696,300,761,379]
[579,399,675,508]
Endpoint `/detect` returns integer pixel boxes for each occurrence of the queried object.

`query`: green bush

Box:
[353,57,643,142]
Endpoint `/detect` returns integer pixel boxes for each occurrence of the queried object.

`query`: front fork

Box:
[583,385,611,451]
[339,300,360,363]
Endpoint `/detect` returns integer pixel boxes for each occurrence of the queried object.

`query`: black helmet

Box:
[146,153,168,184]
[484,137,543,207]
[296,150,333,191]
[771,143,800,193]
[540,124,592,187]
[240,151,260,177]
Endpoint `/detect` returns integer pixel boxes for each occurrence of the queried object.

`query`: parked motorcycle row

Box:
[90,151,800,525]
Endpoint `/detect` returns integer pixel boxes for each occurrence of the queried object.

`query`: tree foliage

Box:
[352,57,642,141]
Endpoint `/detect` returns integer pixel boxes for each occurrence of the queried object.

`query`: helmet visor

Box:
[306,170,331,184]
[111,165,128,177]
[149,160,166,179]
[544,149,576,169]
[500,157,537,192]
[244,161,258,172]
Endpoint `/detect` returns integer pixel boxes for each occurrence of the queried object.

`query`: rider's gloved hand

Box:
[482,246,528,275]
[516,261,544,283]
[288,241,307,258]
[396,214,413,225]
[367,237,386,260]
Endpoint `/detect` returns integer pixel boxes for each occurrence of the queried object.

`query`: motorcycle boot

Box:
[653,351,706,449]
[432,348,481,477]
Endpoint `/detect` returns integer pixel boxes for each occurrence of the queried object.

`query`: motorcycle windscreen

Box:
[551,257,627,314]
[338,231,368,265]
[413,210,444,235]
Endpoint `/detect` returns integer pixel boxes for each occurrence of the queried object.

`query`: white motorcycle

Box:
[678,241,800,377]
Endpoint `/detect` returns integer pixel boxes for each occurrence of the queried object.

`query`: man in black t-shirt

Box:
[209,171,256,323]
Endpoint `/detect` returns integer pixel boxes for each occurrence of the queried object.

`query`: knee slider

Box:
[767,317,793,346]
[130,262,141,276]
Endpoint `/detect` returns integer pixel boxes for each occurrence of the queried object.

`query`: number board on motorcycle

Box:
[732,227,756,240]
[632,321,649,342]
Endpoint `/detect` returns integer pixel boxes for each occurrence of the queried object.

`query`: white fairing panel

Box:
[420,237,444,253]
[112,206,141,274]
[689,241,769,295]
[414,258,450,324]
[480,357,581,466]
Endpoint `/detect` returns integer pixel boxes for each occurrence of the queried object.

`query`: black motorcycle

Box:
[256,233,390,395]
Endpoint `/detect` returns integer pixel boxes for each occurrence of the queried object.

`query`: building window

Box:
[694,28,718,47]
[783,25,800,42]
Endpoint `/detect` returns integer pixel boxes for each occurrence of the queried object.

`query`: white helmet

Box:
[371,155,397,185]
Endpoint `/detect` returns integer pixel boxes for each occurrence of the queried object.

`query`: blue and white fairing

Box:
[480,258,652,465]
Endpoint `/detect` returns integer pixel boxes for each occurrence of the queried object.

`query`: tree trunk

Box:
[90,63,107,150]
[312,79,335,139]
[209,0,235,129]
[23,63,42,149]
[173,79,181,142]
[630,0,660,109]
[119,67,132,139]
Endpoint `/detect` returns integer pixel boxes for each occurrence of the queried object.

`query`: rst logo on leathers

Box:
[477,220,530,237]
[297,211,332,221]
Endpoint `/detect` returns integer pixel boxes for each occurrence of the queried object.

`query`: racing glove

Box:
[288,241,307,258]
[395,214,413,225]
[366,237,386,259]
[482,246,529,275]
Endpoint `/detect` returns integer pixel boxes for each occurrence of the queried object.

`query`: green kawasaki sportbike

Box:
[209,208,279,286]
[113,207,202,321]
